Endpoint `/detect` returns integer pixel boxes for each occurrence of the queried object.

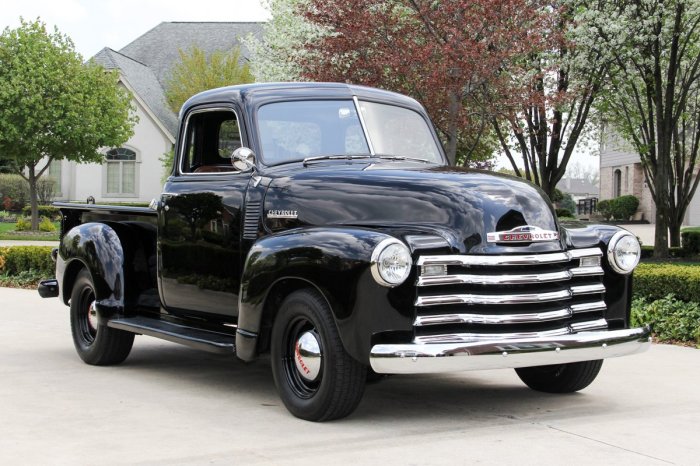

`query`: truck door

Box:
[157,106,250,318]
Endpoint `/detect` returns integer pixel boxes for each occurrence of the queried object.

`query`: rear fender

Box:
[57,223,126,317]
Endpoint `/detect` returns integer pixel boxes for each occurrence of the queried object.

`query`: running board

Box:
[108,316,236,355]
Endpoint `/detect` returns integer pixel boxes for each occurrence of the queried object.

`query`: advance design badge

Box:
[487,225,559,243]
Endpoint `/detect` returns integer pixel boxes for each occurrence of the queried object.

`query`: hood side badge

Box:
[487,225,559,243]
[268,210,298,219]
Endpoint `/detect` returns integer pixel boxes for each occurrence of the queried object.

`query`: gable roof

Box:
[119,22,263,87]
[91,22,264,140]
[93,47,179,137]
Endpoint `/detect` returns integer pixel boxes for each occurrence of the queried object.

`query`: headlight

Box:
[371,238,412,287]
[607,231,641,274]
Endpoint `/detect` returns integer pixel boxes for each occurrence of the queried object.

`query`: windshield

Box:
[257,99,443,165]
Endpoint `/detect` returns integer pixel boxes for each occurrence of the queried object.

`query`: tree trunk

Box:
[27,165,40,231]
[669,221,681,248]
[445,88,460,166]
[652,173,669,258]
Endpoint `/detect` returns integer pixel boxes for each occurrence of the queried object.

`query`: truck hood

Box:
[262,163,563,254]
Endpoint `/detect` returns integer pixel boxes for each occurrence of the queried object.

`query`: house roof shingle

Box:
[92,22,264,139]
[556,178,600,197]
[93,47,179,137]
[119,22,263,87]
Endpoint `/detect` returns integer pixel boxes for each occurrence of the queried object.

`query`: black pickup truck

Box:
[39,83,650,421]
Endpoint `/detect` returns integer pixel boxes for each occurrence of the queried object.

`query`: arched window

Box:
[105,148,137,195]
[613,169,622,198]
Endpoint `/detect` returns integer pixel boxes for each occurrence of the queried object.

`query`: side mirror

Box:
[231,147,256,172]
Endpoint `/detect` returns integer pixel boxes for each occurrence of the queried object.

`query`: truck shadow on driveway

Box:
[110,340,619,424]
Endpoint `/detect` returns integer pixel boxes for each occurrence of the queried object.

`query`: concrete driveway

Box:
[1,287,698,465]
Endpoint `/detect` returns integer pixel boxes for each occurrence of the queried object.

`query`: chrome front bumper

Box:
[369,326,652,374]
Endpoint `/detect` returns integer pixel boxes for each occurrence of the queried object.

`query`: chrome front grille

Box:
[413,248,608,342]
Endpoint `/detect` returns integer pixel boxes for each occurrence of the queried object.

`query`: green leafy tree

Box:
[491,0,611,199]
[242,0,327,82]
[0,19,134,229]
[593,0,700,256]
[164,45,254,114]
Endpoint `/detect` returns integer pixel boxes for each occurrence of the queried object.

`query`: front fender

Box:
[236,227,415,362]
[562,222,635,327]
[57,222,125,316]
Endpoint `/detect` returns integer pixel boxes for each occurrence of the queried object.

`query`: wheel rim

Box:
[78,287,97,345]
[282,317,323,399]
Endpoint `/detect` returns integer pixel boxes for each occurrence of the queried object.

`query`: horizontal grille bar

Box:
[416,247,602,267]
[415,308,572,326]
[415,283,605,307]
[413,300,608,326]
[417,265,604,287]
[414,319,609,344]
[570,318,608,332]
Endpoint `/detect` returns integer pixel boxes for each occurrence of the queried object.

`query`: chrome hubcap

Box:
[294,331,322,382]
[87,300,98,330]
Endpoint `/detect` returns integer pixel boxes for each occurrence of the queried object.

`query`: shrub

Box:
[555,208,573,218]
[557,192,576,214]
[0,174,29,210]
[596,199,613,220]
[14,217,31,231]
[631,295,700,345]
[611,195,639,220]
[681,230,700,255]
[38,217,57,232]
[633,263,700,302]
[0,269,46,289]
[596,196,640,221]
[22,205,60,220]
[0,246,54,276]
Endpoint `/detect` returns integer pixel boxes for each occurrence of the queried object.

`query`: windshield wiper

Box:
[375,154,434,164]
[302,154,372,166]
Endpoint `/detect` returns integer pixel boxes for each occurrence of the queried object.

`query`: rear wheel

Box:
[515,360,603,393]
[271,289,366,421]
[70,269,134,365]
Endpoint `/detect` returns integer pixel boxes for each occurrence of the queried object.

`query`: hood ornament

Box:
[487,225,559,243]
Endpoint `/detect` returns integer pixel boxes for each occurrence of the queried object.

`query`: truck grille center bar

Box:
[370,248,652,373]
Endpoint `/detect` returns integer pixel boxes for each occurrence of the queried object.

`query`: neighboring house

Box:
[599,129,657,222]
[556,177,599,203]
[51,22,263,204]
[600,128,700,224]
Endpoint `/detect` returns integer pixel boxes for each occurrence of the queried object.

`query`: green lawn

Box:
[0,222,59,241]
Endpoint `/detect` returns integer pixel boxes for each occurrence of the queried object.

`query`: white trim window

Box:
[104,147,138,197]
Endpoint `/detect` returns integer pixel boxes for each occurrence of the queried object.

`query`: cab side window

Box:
[180,109,242,174]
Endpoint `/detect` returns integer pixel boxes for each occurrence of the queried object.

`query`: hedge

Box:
[0,246,54,276]
[21,205,60,219]
[681,230,700,255]
[640,245,685,259]
[633,263,700,303]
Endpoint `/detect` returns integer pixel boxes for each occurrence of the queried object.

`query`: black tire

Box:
[70,269,134,365]
[515,360,604,393]
[271,289,366,421]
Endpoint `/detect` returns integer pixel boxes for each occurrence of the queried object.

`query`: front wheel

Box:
[70,269,134,365]
[515,360,603,393]
[271,289,366,421]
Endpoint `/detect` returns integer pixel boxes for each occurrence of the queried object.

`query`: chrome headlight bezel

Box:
[371,238,412,287]
[607,230,641,274]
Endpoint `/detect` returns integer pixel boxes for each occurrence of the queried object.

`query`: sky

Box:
[0,0,271,59]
